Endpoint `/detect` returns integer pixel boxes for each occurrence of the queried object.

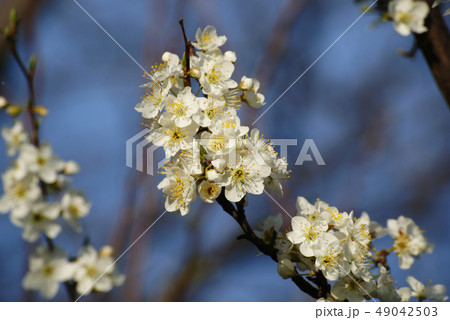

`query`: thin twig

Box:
[179,19,191,87]
[6,21,77,302]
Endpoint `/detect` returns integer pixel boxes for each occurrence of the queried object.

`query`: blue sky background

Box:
[0,0,449,301]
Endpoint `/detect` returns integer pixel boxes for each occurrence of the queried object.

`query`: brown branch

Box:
[179,19,191,87]
[4,12,77,302]
[215,190,323,299]
[414,1,450,109]
[6,34,39,146]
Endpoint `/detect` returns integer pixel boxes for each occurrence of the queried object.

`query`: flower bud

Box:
[188,68,201,79]
[0,96,8,109]
[161,51,172,62]
[239,76,253,91]
[211,159,226,173]
[223,51,237,63]
[6,105,22,116]
[99,245,114,258]
[33,106,48,117]
[277,258,297,279]
[63,160,80,175]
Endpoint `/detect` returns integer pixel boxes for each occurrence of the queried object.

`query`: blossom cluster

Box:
[135,25,288,215]
[256,196,447,302]
[0,121,124,299]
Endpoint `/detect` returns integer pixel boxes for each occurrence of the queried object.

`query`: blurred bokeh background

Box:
[0,0,449,302]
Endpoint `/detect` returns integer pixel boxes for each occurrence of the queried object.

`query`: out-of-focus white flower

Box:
[62,160,80,175]
[397,287,412,301]
[277,258,297,279]
[406,276,448,301]
[0,171,41,216]
[18,143,64,184]
[0,96,8,108]
[198,180,221,203]
[388,0,430,36]
[14,202,61,242]
[73,245,124,295]
[192,25,227,52]
[376,265,401,302]
[22,246,74,299]
[157,166,197,215]
[387,215,433,269]
[360,211,387,239]
[255,213,283,244]
[60,193,91,232]
[2,121,29,156]
[331,275,376,302]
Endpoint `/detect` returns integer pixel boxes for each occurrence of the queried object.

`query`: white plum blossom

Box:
[148,115,198,158]
[360,211,387,239]
[60,193,91,232]
[18,143,64,184]
[243,78,266,108]
[2,121,29,156]
[388,0,430,36]
[387,215,433,269]
[0,170,41,218]
[331,275,376,302]
[222,155,271,202]
[255,213,283,244]
[313,235,350,281]
[198,180,221,203]
[277,258,298,279]
[73,245,125,295]
[157,166,197,215]
[135,82,169,120]
[192,96,234,129]
[22,246,74,299]
[376,265,401,302]
[403,276,448,301]
[165,87,199,127]
[286,216,330,257]
[14,202,61,242]
[264,158,288,197]
[197,54,237,97]
[192,25,227,52]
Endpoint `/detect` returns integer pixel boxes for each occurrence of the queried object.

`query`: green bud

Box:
[181,52,187,70]
[9,8,19,25]
[28,55,37,74]
[6,105,22,116]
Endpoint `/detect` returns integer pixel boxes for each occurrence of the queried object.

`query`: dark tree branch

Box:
[215,190,324,299]
[414,1,450,108]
